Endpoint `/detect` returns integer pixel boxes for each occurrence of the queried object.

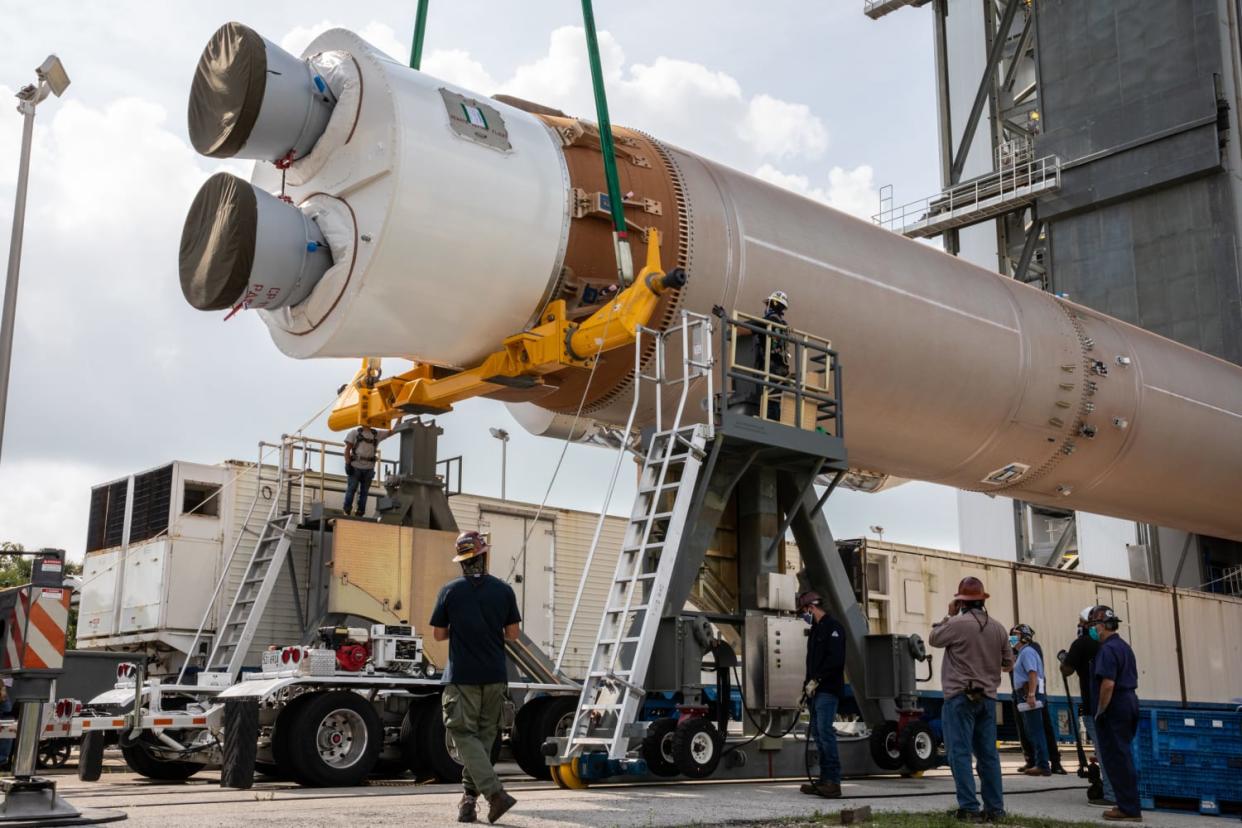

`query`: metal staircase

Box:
[559,311,714,762]
[203,512,297,677]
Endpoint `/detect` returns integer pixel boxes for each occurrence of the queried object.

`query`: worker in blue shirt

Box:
[1008,624,1051,776]
[798,590,846,799]
[1087,605,1142,823]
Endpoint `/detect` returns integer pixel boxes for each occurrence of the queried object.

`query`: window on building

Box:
[183,481,221,517]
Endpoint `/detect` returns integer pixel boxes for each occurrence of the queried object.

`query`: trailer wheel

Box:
[899,721,938,772]
[39,739,72,768]
[422,702,463,784]
[221,699,259,789]
[121,735,205,781]
[399,697,437,777]
[78,731,105,782]
[671,717,722,779]
[868,721,904,770]
[511,697,550,779]
[286,691,382,787]
[270,693,314,781]
[640,717,680,777]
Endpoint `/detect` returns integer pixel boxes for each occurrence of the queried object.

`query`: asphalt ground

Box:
[48,751,1224,827]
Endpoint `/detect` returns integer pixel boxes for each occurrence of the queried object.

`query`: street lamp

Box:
[0,55,70,463]
[489,427,510,500]
[869,525,885,542]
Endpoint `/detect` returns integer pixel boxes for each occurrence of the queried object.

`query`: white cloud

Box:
[423,49,497,93]
[740,94,828,160]
[0,459,114,562]
[755,162,881,220]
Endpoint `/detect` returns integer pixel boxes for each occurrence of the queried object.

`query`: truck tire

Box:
[513,696,577,780]
[869,721,904,770]
[221,699,259,789]
[269,693,314,781]
[286,691,382,787]
[899,720,938,772]
[423,700,503,784]
[399,697,437,777]
[78,731,105,782]
[672,717,722,779]
[640,717,680,777]
[120,735,204,781]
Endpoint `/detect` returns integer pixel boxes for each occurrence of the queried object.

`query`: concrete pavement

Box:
[49,754,1224,828]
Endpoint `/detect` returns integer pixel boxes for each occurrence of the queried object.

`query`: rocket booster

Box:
[179,24,1242,541]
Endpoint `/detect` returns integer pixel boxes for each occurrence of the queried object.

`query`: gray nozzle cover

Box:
[180,172,332,312]
[180,172,257,310]
[188,21,335,162]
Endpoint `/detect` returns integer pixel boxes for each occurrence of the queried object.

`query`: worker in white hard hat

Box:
[430,531,521,823]
[755,290,791,419]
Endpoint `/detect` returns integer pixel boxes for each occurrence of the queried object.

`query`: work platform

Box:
[863,0,931,20]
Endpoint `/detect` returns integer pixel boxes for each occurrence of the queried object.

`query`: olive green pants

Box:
[442,682,506,797]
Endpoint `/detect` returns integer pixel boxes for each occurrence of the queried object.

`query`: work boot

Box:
[982,810,1006,823]
[948,809,984,823]
[1089,798,1117,808]
[1052,764,1068,775]
[1102,807,1142,822]
[457,793,478,823]
[799,781,841,798]
[486,790,516,824]
[1023,766,1051,776]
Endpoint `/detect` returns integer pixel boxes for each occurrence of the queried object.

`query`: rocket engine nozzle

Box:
[188,21,336,162]
[179,172,332,312]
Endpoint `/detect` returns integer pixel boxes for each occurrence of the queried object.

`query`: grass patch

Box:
[674,812,1104,828]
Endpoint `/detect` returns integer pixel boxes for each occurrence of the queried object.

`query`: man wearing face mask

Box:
[1009,624,1051,776]
[430,531,522,823]
[798,590,846,799]
[1085,606,1142,823]
[1059,606,1114,806]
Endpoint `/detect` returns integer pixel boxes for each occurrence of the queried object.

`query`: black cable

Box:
[721,665,805,762]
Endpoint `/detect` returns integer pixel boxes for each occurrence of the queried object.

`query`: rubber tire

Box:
[671,717,722,779]
[399,697,437,777]
[899,720,938,772]
[424,695,505,784]
[285,691,382,788]
[121,736,204,781]
[269,693,314,782]
[511,697,550,780]
[221,699,259,789]
[78,731,105,782]
[515,697,577,781]
[869,721,904,771]
[640,717,681,777]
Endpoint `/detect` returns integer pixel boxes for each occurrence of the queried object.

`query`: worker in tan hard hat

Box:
[430,531,522,823]
[929,576,1015,822]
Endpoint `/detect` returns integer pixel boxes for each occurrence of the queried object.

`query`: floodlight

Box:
[36,55,69,97]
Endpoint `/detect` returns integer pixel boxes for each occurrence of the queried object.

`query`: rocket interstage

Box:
[179,23,1242,541]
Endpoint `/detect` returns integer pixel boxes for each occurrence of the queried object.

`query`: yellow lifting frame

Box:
[327,230,682,431]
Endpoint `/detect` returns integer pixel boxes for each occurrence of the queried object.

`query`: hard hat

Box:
[453,530,489,562]
[767,290,789,310]
[1088,605,1122,628]
[1079,606,1094,623]
[953,576,989,601]
[1010,623,1035,642]
[796,590,822,610]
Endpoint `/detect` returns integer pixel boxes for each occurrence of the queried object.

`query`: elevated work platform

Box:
[873,154,1061,239]
[863,0,931,20]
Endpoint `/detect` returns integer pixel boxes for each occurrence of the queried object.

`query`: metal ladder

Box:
[203,510,298,677]
[560,311,714,762]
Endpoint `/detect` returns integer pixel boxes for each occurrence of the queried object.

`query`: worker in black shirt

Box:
[756,290,791,420]
[1086,605,1142,822]
[1060,606,1114,805]
[430,531,522,824]
[798,590,846,799]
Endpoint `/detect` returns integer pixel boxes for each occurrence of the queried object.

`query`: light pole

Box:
[489,427,510,500]
[869,525,885,543]
[0,56,70,463]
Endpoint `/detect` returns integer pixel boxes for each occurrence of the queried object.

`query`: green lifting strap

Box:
[409,0,430,70]
[580,0,635,285]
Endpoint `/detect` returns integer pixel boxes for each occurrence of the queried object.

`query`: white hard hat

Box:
[1079,606,1094,623]
[767,290,789,310]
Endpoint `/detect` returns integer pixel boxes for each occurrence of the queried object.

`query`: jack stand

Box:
[0,552,125,825]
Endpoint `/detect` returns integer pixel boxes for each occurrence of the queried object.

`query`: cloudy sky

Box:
[0,1,960,559]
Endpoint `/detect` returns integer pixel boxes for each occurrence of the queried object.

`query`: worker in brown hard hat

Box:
[797,590,846,799]
[929,577,1015,823]
[430,531,522,823]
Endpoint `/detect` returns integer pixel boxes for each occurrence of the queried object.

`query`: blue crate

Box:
[1136,708,1242,815]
